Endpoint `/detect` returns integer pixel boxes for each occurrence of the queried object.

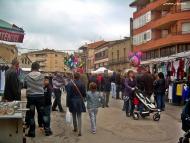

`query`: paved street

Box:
[26,92,184,143]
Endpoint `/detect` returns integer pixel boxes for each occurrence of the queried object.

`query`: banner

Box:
[0,28,24,43]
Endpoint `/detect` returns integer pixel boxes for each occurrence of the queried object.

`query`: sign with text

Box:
[0,28,24,43]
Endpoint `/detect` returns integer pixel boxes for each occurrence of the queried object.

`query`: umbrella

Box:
[0,19,24,43]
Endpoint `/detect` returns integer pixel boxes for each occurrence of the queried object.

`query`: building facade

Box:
[23,49,68,73]
[79,40,107,72]
[108,38,132,71]
[130,0,190,61]
[0,43,18,63]
[18,55,32,68]
[94,42,110,69]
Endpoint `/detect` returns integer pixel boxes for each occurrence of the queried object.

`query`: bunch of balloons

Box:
[128,51,142,67]
[64,54,85,70]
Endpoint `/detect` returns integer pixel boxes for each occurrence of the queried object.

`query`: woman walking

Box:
[67,73,86,136]
[86,82,103,134]
[124,70,136,117]
[153,72,166,111]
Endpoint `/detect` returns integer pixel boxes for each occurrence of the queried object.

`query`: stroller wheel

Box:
[153,113,160,121]
[178,137,189,143]
[133,112,139,120]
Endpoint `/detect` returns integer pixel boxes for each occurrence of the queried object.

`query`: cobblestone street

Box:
[26,92,184,143]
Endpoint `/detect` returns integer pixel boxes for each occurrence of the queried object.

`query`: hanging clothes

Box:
[0,70,5,91]
[176,83,183,96]
[183,84,190,102]
[173,60,179,79]
[168,84,173,103]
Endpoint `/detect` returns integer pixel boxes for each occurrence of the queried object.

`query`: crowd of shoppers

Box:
[3,59,167,138]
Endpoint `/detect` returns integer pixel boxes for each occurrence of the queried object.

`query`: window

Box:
[133,11,151,29]
[117,50,119,60]
[124,48,126,58]
[177,44,186,53]
[187,44,190,51]
[182,23,190,34]
[133,30,152,45]
[181,1,190,11]
[154,49,159,58]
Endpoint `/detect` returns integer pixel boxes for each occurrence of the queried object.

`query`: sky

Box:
[0,0,134,52]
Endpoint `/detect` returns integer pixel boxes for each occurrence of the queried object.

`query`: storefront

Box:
[141,51,190,105]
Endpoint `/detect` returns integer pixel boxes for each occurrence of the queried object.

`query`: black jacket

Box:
[44,84,52,106]
[67,80,86,113]
[4,67,21,101]
[153,79,165,95]
[102,76,111,92]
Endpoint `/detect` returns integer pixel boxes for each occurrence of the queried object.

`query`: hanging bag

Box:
[65,108,73,126]
[71,80,86,112]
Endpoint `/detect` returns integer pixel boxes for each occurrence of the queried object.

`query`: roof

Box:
[23,49,67,55]
[87,40,107,49]
[79,40,107,50]
[129,0,138,7]
[0,19,24,33]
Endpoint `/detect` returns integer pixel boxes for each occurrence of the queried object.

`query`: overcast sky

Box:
[0,0,134,52]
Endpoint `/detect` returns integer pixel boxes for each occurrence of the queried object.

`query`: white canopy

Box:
[91,67,113,74]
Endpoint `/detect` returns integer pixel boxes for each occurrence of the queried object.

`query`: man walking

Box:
[24,62,44,137]
[102,74,111,107]
[4,59,21,101]
[52,72,65,112]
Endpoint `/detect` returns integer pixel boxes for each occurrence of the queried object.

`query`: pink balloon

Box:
[128,52,134,59]
[131,56,140,67]
[136,51,142,58]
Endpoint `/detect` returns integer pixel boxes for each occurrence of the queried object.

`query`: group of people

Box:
[2,58,167,138]
[3,60,66,137]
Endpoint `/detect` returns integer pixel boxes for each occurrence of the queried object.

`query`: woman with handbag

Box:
[67,72,86,136]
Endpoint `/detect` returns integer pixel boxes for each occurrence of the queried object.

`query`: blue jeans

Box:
[52,89,63,111]
[88,108,98,132]
[111,82,116,98]
[43,105,51,131]
[156,94,165,110]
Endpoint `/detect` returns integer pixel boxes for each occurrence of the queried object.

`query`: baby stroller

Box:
[178,100,190,143]
[132,87,161,121]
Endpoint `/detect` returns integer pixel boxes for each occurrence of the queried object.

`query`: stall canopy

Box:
[0,19,24,43]
[91,67,113,74]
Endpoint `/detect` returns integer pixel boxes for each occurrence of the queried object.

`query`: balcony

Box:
[132,0,173,18]
[109,57,129,65]
[133,10,190,35]
[133,31,190,52]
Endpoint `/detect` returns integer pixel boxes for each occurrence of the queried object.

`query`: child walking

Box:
[86,82,103,134]
[43,76,53,136]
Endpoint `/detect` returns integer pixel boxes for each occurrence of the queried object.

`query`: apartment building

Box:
[79,40,107,72]
[130,0,190,61]
[0,43,18,63]
[23,49,68,73]
[18,54,32,68]
[108,38,132,71]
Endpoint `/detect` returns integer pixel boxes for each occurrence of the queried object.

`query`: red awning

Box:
[0,28,24,43]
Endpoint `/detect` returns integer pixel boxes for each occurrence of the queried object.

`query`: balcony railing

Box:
[133,31,190,51]
[109,57,129,65]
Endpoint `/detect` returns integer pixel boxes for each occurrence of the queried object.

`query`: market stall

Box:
[0,101,28,143]
[0,57,9,99]
[0,19,26,143]
[91,67,113,74]
[141,51,190,105]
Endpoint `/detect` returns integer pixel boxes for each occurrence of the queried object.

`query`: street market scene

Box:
[0,0,190,143]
